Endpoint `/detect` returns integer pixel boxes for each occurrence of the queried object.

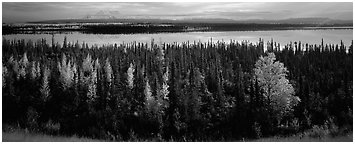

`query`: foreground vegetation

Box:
[254,133,352,142]
[2,125,101,142]
[3,123,352,142]
[3,131,100,142]
[254,126,352,142]
[2,37,352,141]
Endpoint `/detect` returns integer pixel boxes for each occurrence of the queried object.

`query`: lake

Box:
[2,29,353,47]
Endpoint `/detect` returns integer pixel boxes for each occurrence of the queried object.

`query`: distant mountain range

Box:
[167,17,353,25]
[252,18,353,25]
[84,10,117,19]
[27,17,352,26]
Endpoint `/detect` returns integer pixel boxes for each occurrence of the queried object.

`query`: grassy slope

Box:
[3,128,353,142]
[2,130,103,142]
[253,132,353,142]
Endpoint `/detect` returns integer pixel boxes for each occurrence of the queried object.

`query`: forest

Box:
[2,37,353,141]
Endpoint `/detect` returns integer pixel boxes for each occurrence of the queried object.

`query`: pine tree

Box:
[3,64,8,87]
[87,66,98,102]
[29,61,38,80]
[40,66,51,102]
[189,68,203,120]
[127,63,135,89]
[58,54,75,90]
[81,54,98,102]
[82,54,93,75]
[63,36,67,49]
[144,77,154,111]
[94,58,101,71]
[72,62,78,85]
[161,66,170,101]
[7,56,18,79]
[104,58,113,86]
[154,67,170,113]
[36,62,41,78]
[104,58,113,101]
[19,52,29,79]
[157,44,165,63]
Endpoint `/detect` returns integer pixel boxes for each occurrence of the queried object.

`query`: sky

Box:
[2,2,353,23]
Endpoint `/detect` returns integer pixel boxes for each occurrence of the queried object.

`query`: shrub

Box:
[307,125,329,138]
[42,119,60,135]
[289,118,300,132]
[252,122,262,139]
[128,130,138,142]
[26,107,39,130]
[325,117,339,137]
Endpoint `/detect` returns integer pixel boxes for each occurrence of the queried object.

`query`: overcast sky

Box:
[3,2,353,23]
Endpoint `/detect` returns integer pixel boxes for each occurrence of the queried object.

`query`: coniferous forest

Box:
[2,37,353,141]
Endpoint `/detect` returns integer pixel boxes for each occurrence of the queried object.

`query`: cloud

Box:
[2,2,353,23]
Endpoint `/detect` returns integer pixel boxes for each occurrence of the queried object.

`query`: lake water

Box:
[2,29,353,47]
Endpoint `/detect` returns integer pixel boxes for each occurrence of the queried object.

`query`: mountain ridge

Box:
[25,17,352,26]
